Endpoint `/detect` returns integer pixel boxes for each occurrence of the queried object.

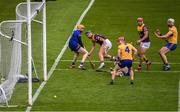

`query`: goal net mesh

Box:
[0,2,44,104]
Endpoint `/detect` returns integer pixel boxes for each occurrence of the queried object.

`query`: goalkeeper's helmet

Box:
[77,24,85,29]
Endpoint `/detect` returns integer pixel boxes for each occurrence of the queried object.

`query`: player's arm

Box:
[88,41,96,56]
[132,46,137,60]
[154,29,173,39]
[117,49,121,60]
[78,36,84,48]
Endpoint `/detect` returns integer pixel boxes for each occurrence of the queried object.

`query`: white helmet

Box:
[167,18,175,25]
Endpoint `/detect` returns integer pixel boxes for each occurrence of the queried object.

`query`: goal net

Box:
[0,1,46,106]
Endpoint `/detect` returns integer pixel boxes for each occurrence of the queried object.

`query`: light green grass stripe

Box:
[55,68,180,73]
[60,59,180,65]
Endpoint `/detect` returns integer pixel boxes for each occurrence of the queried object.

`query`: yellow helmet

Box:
[77,24,85,29]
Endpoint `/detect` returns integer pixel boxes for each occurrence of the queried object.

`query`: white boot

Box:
[98,62,105,69]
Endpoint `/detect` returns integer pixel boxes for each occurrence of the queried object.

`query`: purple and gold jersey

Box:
[137,24,150,42]
[92,34,107,45]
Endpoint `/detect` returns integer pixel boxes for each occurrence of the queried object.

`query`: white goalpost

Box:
[0,0,47,106]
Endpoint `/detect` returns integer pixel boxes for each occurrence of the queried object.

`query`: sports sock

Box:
[71,62,75,65]
[143,57,149,63]
[80,62,84,66]
[165,63,169,66]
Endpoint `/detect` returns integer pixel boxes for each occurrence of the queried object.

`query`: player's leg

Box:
[104,46,111,58]
[125,60,134,84]
[110,64,121,84]
[140,47,151,70]
[159,46,170,70]
[78,47,88,70]
[98,46,106,69]
[69,44,80,68]
[159,47,169,64]
[69,52,79,68]
[104,39,112,59]
[137,42,151,71]
[129,67,134,84]
[159,43,177,71]
[137,47,144,71]
[98,40,112,69]
[121,67,130,76]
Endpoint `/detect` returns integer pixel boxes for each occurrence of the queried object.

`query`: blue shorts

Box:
[165,43,177,51]
[69,43,81,52]
[118,60,132,68]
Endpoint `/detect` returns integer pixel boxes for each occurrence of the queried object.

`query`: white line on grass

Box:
[54,68,180,73]
[178,80,180,112]
[60,59,180,65]
[26,0,95,111]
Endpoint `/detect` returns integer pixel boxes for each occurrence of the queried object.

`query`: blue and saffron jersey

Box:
[167,26,178,44]
[118,43,136,60]
[92,34,107,45]
[69,30,84,48]
[137,24,150,42]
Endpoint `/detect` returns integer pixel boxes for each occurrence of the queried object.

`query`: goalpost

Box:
[0,0,47,106]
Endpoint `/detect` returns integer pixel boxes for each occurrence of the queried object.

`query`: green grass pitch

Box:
[0,0,180,111]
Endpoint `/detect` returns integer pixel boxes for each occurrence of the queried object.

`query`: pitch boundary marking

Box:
[60,59,180,64]
[26,0,95,111]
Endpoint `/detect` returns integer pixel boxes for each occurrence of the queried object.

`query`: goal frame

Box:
[26,0,47,106]
[0,0,47,106]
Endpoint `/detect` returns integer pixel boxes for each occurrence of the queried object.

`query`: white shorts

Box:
[103,39,112,51]
[140,42,150,49]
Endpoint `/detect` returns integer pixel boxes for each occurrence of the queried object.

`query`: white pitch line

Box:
[54,68,180,73]
[60,59,180,65]
[0,105,19,108]
[26,0,95,111]
[178,80,180,112]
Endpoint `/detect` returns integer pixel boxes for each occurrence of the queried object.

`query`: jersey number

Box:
[125,46,130,53]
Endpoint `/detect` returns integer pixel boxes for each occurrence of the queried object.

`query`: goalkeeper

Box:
[68,24,88,70]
